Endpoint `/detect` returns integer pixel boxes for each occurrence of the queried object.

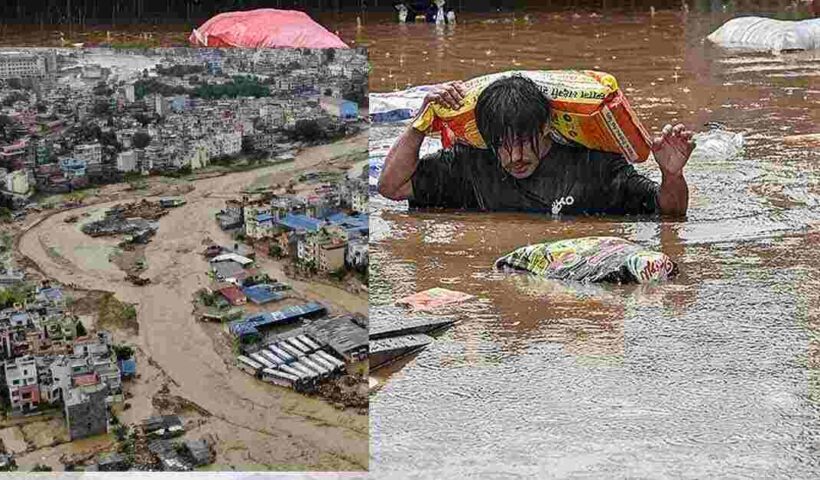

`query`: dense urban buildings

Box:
[0,48,367,205]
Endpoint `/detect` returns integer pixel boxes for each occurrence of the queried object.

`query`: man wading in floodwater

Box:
[377,76,694,216]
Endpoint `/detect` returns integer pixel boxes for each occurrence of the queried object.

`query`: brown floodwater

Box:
[366,7,820,479]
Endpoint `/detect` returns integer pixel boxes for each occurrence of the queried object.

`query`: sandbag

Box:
[412,70,653,163]
[707,17,820,52]
[494,236,677,284]
[189,9,349,49]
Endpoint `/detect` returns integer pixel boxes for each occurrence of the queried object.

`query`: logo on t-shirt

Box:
[551,196,575,215]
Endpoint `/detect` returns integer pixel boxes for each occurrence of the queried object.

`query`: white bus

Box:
[259,350,284,367]
[249,352,277,370]
[279,342,305,359]
[261,368,300,389]
[236,355,263,376]
[268,345,294,363]
[290,361,319,379]
[316,350,346,369]
[301,357,331,377]
[309,353,338,373]
[286,337,312,354]
[298,334,322,351]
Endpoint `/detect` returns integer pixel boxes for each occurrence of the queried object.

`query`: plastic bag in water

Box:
[689,127,745,163]
[494,237,678,284]
[707,17,820,53]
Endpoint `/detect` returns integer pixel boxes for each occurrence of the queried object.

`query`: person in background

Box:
[378,76,695,217]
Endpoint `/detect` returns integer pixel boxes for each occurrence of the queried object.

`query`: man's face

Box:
[496,128,551,179]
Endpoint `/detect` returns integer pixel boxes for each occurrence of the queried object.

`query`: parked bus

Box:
[316,350,346,370]
[261,368,300,389]
[236,355,263,376]
[285,336,312,354]
[268,345,295,363]
[309,353,338,373]
[259,350,284,367]
[298,334,322,351]
[290,361,319,379]
[279,342,305,359]
[301,357,331,377]
[249,352,277,370]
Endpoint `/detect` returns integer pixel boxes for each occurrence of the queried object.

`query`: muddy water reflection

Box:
[368,8,820,479]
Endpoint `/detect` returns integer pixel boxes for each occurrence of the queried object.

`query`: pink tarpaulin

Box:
[189,9,349,49]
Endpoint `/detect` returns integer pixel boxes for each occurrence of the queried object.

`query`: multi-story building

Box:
[187,143,209,170]
[73,143,102,165]
[65,383,109,440]
[0,52,48,79]
[244,204,275,239]
[124,84,136,103]
[4,356,40,412]
[154,95,169,117]
[346,238,368,272]
[116,150,138,172]
[298,226,348,272]
[3,170,31,194]
[245,132,277,153]
[350,188,367,213]
[59,158,86,179]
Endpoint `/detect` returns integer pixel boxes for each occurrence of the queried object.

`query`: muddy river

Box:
[366,6,820,479]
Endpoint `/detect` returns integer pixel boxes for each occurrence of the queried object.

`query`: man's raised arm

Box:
[377,81,466,201]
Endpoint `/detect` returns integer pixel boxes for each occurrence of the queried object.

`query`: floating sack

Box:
[707,17,820,52]
[189,9,349,49]
[494,236,678,284]
[412,70,653,163]
[397,287,475,311]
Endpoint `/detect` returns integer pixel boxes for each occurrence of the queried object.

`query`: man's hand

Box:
[653,123,693,217]
[419,81,467,112]
[652,123,695,177]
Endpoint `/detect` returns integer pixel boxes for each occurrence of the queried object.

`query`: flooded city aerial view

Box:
[0,46,369,472]
[366,1,820,479]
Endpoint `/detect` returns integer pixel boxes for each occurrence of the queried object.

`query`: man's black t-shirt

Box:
[409,143,660,215]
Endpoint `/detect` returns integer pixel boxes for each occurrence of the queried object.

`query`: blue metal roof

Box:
[230,302,326,337]
[229,322,260,337]
[241,284,284,305]
[119,358,137,376]
[277,214,322,232]
[325,212,347,223]
[256,213,273,223]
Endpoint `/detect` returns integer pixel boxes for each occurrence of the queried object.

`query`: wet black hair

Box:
[474,75,551,158]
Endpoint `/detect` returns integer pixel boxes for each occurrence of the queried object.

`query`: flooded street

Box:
[367,7,820,479]
[16,133,369,471]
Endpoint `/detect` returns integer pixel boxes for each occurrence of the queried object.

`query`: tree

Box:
[75,319,87,337]
[241,136,255,154]
[31,465,52,472]
[323,88,333,96]
[0,115,24,142]
[92,82,113,96]
[112,344,134,361]
[293,119,325,142]
[323,49,336,64]
[132,131,151,149]
[2,91,28,107]
[133,112,152,127]
[92,99,111,116]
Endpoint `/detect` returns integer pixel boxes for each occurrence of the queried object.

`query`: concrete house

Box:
[4,356,40,412]
[65,383,109,440]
